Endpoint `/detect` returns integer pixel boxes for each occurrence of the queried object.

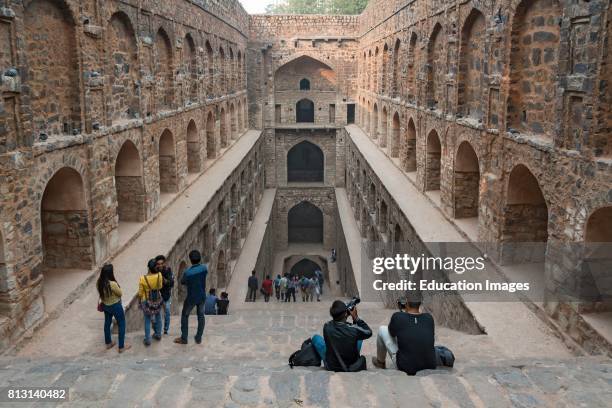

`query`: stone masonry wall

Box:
[0,0,250,351]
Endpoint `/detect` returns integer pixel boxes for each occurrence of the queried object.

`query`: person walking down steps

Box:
[248,270,258,302]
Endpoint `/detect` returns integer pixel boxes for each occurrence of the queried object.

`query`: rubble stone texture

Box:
[0,0,611,366]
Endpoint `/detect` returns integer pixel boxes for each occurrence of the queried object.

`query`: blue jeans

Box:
[103,301,125,349]
[163,299,171,333]
[144,311,162,343]
[180,300,205,343]
[311,335,362,366]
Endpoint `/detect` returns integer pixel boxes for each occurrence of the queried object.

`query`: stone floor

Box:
[1,299,611,407]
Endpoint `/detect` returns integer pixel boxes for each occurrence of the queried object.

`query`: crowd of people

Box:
[247,269,325,303]
[96,250,230,352]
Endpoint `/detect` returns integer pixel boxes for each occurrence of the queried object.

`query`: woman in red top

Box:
[262,275,274,303]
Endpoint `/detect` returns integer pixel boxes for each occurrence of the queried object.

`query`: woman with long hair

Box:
[97,264,130,352]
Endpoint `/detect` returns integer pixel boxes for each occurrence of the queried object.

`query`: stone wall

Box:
[355,0,612,354]
[0,0,249,351]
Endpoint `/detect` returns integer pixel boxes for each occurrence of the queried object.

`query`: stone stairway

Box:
[1,300,610,407]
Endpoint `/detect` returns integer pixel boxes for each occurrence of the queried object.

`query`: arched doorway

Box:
[296,99,314,123]
[390,112,400,158]
[230,227,239,260]
[154,28,173,109]
[41,167,92,269]
[220,108,228,148]
[230,103,237,140]
[206,112,216,159]
[380,107,388,147]
[216,251,227,289]
[187,120,200,173]
[404,118,417,172]
[501,164,548,264]
[159,130,178,193]
[115,140,145,222]
[458,9,486,120]
[583,207,612,305]
[287,141,324,182]
[108,12,139,123]
[288,201,323,243]
[290,259,321,278]
[425,130,441,191]
[454,142,480,218]
[371,104,379,139]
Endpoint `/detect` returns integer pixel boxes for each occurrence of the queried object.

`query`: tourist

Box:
[155,255,174,335]
[306,277,315,302]
[313,276,321,302]
[331,248,337,263]
[247,270,258,302]
[371,297,437,375]
[280,274,288,302]
[315,269,324,295]
[205,288,218,315]
[274,274,282,301]
[97,264,130,353]
[174,250,207,345]
[300,275,310,302]
[262,275,273,302]
[217,292,230,315]
[311,300,372,372]
[139,259,164,346]
[286,275,297,302]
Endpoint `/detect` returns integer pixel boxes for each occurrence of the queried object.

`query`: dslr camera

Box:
[345,296,360,312]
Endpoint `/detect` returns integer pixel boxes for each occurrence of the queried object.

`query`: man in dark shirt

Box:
[174,250,208,345]
[371,298,436,375]
[247,270,258,302]
[155,255,174,335]
[311,300,372,372]
[216,292,230,315]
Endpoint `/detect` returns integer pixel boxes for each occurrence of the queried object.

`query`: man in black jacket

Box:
[311,300,372,371]
[247,270,258,302]
[155,255,174,335]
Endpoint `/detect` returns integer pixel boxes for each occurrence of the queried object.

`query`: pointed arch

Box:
[115,140,145,222]
[288,201,324,243]
[187,120,200,173]
[220,107,228,148]
[184,33,197,103]
[458,9,486,120]
[454,141,480,218]
[390,112,401,158]
[427,24,444,108]
[108,12,139,123]
[206,111,216,159]
[25,0,80,136]
[159,130,178,193]
[296,99,315,123]
[425,130,441,190]
[155,28,174,109]
[287,140,324,182]
[41,167,93,269]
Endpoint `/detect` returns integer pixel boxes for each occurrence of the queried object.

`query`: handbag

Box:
[97,300,104,312]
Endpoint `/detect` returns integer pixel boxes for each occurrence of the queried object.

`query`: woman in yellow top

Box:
[139,259,164,346]
[97,264,130,352]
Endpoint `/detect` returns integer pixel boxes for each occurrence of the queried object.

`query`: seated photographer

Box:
[371,296,436,375]
[311,299,372,372]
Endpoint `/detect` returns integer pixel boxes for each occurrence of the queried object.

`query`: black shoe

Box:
[195,337,202,345]
[153,334,162,341]
[174,337,188,345]
[143,339,151,347]
[164,330,168,335]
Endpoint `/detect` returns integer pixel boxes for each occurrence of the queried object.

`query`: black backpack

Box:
[288,339,321,368]
[435,345,455,367]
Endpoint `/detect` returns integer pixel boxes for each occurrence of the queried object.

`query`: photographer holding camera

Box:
[311,297,372,372]
[371,295,437,375]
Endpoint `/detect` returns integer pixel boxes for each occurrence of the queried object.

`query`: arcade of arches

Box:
[0,0,610,360]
